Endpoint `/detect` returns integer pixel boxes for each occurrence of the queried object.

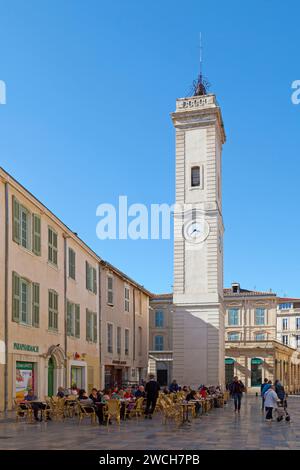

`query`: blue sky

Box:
[0,0,300,297]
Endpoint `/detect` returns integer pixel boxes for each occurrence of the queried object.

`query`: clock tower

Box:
[171,83,226,388]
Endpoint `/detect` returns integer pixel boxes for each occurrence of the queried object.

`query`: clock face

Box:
[183,219,210,244]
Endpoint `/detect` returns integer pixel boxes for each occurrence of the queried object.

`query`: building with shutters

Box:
[0,167,150,411]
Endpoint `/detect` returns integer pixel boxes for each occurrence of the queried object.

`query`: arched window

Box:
[191,166,200,187]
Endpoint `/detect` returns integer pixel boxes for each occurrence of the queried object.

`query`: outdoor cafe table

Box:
[180,402,195,423]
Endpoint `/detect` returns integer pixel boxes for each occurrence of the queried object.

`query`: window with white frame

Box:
[282,335,288,345]
[125,329,129,356]
[86,310,97,343]
[296,318,300,330]
[154,335,164,351]
[255,333,265,341]
[191,166,200,187]
[116,326,121,355]
[255,308,265,325]
[228,308,239,326]
[124,286,130,312]
[12,197,41,256]
[12,272,39,327]
[279,303,292,310]
[282,318,288,331]
[228,332,240,341]
[155,310,164,327]
[48,226,58,266]
[66,301,80,338]
[107,323,113,353]
[107,276,113,305]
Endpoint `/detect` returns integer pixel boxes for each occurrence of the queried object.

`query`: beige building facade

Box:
[0,168,150,411]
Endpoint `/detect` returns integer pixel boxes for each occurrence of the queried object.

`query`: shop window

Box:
[251,358,263,386]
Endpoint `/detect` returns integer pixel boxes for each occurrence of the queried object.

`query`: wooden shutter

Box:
[53,291,58,330]
[67,301,72,335]
[86,310,90,341]
[75,304,80,338]
[86,261,90,290]
[12,272,20,322]
[32,283,40,327]
[32,214,41,256]
[93,313,97,343]
[93,267,97,294]
[12,196,20,244]
[69,248,75,279]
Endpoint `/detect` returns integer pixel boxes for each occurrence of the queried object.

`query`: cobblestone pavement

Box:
[0,396,300,450]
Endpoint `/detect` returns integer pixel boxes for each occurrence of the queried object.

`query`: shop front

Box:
[105,361,129,388]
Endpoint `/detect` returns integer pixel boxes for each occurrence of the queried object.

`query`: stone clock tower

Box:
[171,87,226,388]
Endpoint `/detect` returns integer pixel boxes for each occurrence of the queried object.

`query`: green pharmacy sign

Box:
[13,343,39,353]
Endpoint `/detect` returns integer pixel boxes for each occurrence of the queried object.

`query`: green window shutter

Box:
[53,292,58,330]
[75,304,80,338]
[69,248,75,280]
[93,313,97,343]
[32,283,40,327]
[12,272,20,322]
[86,261,89,290]
[12,196,20,244]
[86,310,90,341]
[48,290,53,329]
[93,268,97,294]
[67,301,72,336]
[32,214,41,256]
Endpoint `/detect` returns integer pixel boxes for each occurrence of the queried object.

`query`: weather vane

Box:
[192,32,210,96]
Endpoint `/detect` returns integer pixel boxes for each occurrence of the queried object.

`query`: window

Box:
[117,327,121,355]
[86,310,97,343]
[86,262,97,294]
[138,327,142,356]
[48,227,58,266]
[279,303,292,310]
[124,286,130,312]
[107,276,113,305]
[12,272,39,327]
[255,333,265,341]
[48,290,58,331]
[125,329,129,355]
[107,324,113,353]
[251,358,262,386]
[155,310,164,327]
[282,335,288,345]
[296,335,300,348]
[154,335,164,351]
[67,301,80,338]
[225,358,235,385]
[191,166,200,187]
[228,308,239,326]
[227,332,240,341]
[69,248,76,280]
[255,308,265,325]
[282,318,288,331]
[12,197,41,255]
[296,318,300,330]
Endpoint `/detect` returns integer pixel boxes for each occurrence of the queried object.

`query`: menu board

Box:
[16,361,34,399]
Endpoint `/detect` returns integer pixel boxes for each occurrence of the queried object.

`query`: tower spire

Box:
[192,32,210,96]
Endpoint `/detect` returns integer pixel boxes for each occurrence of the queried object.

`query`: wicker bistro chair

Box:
[65,397,78,418]
[50,397,66,420]
[14,400,33,423]
[104,399,121,426]
[161,401,182,426]
[129,397,145,420]
[77,401,97,425]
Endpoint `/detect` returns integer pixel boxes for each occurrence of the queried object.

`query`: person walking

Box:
[260,378,269,412]
[145,374,160,419]
[264,385,279,422]
[229,376,245,414]
[274,380,286,407]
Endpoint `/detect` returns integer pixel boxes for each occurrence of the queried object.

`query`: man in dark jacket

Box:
[145,374,160,419]
[229,376,245,414]
[274,380,286,406]
[169,380,179,393]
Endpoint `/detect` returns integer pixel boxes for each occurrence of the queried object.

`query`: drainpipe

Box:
[133,289,136,380]
[4,182,9,413]
[98,263,102,389]
[63,236,68,387]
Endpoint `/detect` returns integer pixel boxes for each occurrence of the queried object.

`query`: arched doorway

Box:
[48,357,54,396]
[225,358,235,385]
[251,358,263,387]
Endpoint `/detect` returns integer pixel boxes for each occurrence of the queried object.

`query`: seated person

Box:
[56,386,65,398]
[70,384,78,396]
[186,390,201,415]
[169,380,179,393]
[135,385,146,398]
[101,389,111,403]
[123,388,133,399]
[199,386,207,399]
[24,389,47,421]
[111,388,121,399]
[78,389,89,401]
[162,387,170,395]
[89,388,99,403]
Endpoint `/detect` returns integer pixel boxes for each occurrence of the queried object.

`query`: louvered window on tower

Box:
[191,166,200,187]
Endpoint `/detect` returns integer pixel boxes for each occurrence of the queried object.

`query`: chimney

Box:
[231,282,240,294]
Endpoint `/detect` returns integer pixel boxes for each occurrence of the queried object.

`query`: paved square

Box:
[0,396,299,450]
